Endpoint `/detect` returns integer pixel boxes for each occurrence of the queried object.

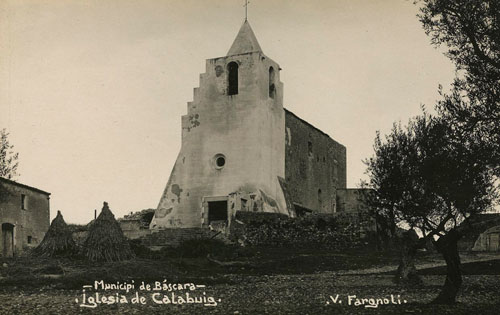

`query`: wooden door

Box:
[1,224,14,257]
[489,233,499,251]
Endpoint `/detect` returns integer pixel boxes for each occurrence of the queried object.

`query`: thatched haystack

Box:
[32,210,77,257]
[82,202,134,262]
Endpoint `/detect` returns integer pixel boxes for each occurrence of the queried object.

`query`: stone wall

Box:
[120,220,142,232]
[74,227,220,249]
[336,189,372,212]
[284,110,346,214]
[230,210,376,249]
[123,229,151,240]
[123,209,377,250]
[72,226,151,245]
[138,228,222,249]
[0,178,50,256]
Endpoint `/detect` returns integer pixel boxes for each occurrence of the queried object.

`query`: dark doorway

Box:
[208,201,228,223]
[294,204,313,217]
[2,223,14,257]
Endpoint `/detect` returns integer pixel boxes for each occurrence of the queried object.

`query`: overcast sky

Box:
[0,0,456,224]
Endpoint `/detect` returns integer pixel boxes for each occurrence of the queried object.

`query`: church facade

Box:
[150,21,348,229]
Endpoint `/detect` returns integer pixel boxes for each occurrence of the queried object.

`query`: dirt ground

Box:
[0,249,499,314]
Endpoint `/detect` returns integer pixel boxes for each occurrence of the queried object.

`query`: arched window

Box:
[227,62,238,95]
[269,67,276,98]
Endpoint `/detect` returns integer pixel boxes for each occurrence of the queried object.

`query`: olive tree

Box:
[365,110,498,303]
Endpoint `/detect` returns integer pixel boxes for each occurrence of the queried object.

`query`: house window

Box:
[227,62,238,95]
[308,141,313,157]
[269,67,276,98]
[21,194,27,210]
[27,236,32,244]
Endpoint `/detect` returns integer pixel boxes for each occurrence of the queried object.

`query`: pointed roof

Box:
[227,20,263,56]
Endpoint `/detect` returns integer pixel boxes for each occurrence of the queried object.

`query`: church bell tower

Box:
[150,21,292,229]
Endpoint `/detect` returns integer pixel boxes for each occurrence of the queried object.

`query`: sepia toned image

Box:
[0,0,499,314]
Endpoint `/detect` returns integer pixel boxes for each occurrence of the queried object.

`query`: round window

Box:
[214,154,226,169]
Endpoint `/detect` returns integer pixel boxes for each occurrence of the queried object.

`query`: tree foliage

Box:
[418,0,500,172]
[365,111,497,239]
[420,0,500,78]
[0,128,20,180]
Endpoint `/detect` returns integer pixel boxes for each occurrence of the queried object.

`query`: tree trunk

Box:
[431,229,462,304]
[395,229,422,285]
[375,212,397,251]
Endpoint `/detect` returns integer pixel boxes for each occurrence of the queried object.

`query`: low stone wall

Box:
[139,228,221,249]
[230,210,377,249]
[123,229,151,240]
[72,224,221,249]
[336,189,373,212]
[73,211,377,250]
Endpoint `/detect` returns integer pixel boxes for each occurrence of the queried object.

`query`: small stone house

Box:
[473,225,500,251]
[458,213,500,252]
[0,177,50,257]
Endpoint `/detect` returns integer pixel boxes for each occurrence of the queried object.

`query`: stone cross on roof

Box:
[244,0,250,21]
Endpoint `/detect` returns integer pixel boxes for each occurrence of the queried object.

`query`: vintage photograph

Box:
[0,0,499,314]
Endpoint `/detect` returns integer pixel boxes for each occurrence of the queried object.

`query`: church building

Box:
[150,21,351,229]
